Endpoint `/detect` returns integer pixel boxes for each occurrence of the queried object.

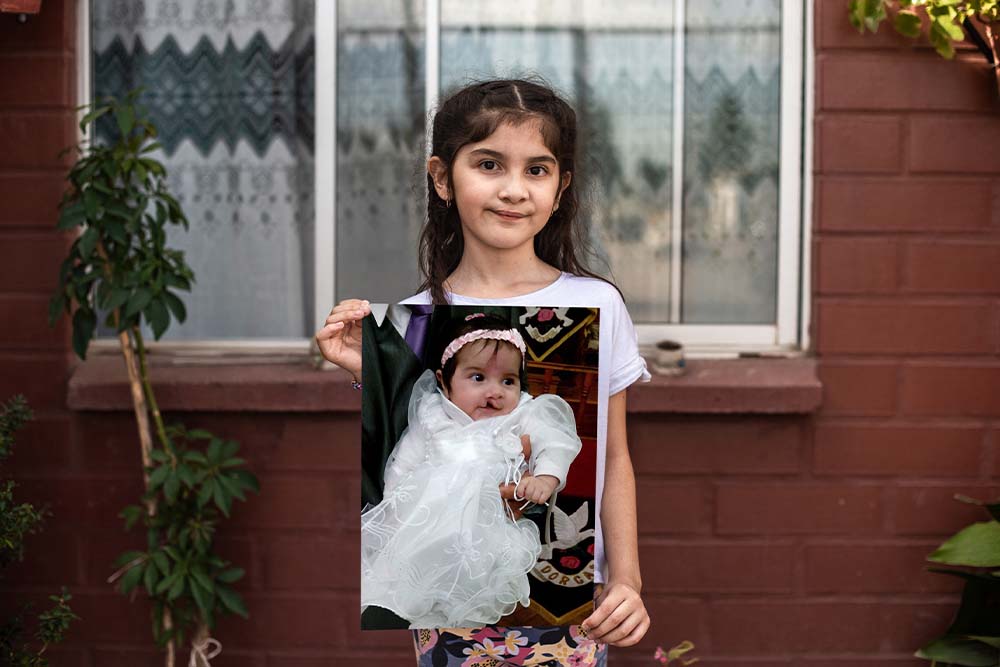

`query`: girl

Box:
[361,312,583,629]
[316,78,650,665]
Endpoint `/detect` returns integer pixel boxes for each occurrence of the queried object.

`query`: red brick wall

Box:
[1,1,998,665]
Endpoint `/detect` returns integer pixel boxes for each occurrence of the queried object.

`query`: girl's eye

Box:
[528,165,548,176]
[480,160,497,171]
[503,378,516,386]
[472,373,484,381]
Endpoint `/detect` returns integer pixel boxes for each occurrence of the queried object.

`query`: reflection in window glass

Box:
[440,1,675,323]
[682,0,781,324]
[336,0,425,303]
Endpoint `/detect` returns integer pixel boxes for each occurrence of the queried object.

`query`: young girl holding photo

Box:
[361,312,583,629]
[317,79,650,666]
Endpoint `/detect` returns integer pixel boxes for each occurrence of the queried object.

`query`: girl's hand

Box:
[581,581,649,647]
[515,474,558,505]
[314,299,370,380]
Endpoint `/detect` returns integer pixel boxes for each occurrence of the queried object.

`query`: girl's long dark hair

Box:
[417,78,614,305]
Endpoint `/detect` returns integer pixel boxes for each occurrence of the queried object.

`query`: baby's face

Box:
[441,341,522,421]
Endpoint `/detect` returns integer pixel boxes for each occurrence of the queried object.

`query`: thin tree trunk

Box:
[115,327,176,667]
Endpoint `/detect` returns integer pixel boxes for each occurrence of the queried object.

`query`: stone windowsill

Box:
[67,354,822,414]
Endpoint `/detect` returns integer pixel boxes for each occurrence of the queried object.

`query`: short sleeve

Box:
[608,288,651,396]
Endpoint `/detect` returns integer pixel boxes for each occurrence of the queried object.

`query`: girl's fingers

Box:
[314,321,346,342]
[599,609,642,645]
[587,596,629,641]
[329,298,369,313]
[610,614,649,647]
[325,308,367,325]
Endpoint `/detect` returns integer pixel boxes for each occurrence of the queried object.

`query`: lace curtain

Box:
[91,0,316,339]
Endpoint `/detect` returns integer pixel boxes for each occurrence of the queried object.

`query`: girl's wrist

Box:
[606,573,643,594]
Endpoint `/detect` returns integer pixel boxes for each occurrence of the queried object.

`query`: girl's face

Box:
[436,341,523,421]
[428,119,572,258]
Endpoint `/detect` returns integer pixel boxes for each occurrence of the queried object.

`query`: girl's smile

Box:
[429,120,571,259]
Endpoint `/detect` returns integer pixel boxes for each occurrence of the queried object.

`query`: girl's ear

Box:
[427,156,452,203]
[553,170,572,212]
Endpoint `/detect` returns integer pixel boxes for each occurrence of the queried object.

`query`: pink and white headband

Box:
[440,320,527,368]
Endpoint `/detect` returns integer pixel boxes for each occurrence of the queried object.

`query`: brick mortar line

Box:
[812,415,993,426]
[816,231,1000,240]
[638,537,943,546]
[0,167,72,175]
[816,295,997,303]
[817,173,997,182]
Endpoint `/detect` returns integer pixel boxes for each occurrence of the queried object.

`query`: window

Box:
[86,0,809,354]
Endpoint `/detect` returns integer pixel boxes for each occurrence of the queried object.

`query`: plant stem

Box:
[94,242,176,667]
[984,22,1000,95]
[133,327,171,455]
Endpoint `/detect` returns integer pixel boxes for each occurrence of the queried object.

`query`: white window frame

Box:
[81,0,814,360]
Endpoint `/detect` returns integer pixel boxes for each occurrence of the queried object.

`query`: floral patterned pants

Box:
[413,624,609,666]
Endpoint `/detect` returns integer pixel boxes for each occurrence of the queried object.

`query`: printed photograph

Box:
[360,305,601,631]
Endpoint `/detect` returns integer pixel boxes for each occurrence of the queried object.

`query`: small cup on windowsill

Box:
[652,339,686,377]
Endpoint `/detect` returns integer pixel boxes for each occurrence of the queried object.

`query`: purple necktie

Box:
[403,304,434,358]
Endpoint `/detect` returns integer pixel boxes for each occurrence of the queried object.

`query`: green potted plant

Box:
[914,494,1000,666]
[849,0,1000,93]
[49,89,259,667]
[0,395,78,666]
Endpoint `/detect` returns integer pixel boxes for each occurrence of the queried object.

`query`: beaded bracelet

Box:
[351,380,362,390]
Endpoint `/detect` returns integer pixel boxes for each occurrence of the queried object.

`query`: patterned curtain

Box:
[91,0,315,339]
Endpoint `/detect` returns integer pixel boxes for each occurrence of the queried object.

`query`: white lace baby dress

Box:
[360,369,582,629]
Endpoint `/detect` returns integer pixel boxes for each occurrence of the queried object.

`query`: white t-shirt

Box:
[399,272,652,583]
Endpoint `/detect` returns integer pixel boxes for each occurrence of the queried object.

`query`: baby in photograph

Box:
[361,312,583,629]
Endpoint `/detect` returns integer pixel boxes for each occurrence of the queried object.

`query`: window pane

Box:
[681,0,781,324]
[336,0,425,303]
[91,0,316,339]
[439,1,676,323]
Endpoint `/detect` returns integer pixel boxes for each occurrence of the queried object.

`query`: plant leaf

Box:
[143,559,160,595]
[116,106,134,137]
[163,472,180,503]
[124,288,152,319]
[895,9,923,37]
[48,291,66,327]
[71,307,97,360]
[144,297,170,339]
[197,479,215,508]
[78,227,100,259]
[152,550,170,576]
[120,561,145,593]
[216,585,249,618]
[929,521,1000,567]
[230,469,260,494]
[212,479,231,517]
[915,635,1000,666]
[162,290,187,323]
[191,566,215,595]
[216,567,244,584]
[57,202,86,230]
[148,464,170,490]
[190,576,213,614]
